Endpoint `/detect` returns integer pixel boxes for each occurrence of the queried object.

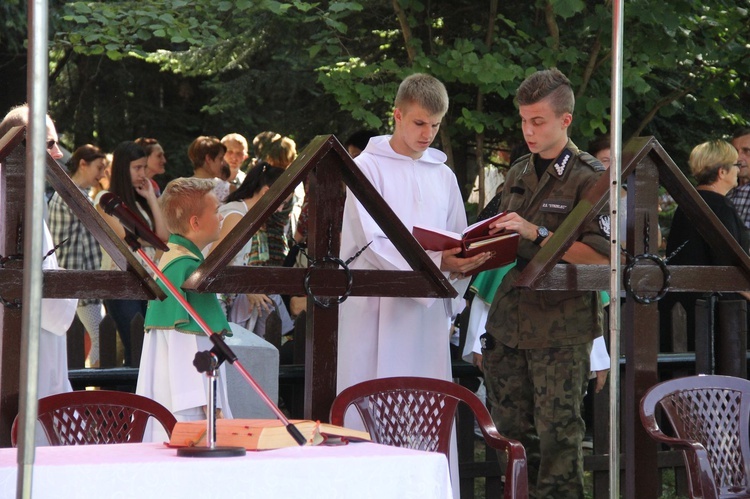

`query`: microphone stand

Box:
[123,232,307,456]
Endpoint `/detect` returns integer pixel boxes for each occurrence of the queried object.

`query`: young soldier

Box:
[483,68,610,498]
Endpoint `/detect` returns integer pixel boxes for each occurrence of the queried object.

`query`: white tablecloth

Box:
[0,441,451,499]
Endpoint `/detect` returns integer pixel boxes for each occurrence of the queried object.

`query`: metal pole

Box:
[609,0,625,497]
[16,0,49,497]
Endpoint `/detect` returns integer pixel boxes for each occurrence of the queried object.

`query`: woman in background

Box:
[96,141,169,365]
[49,144,107,367]
[663,139,748,351]
[136,137,167,196]
[188,135,230,201]
[258,135,299,265]
[207,161,294,337]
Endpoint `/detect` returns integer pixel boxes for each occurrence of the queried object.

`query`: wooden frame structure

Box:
[0,127,164,445]
[184,134,456,421]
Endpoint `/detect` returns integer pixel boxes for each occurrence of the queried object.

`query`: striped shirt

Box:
[727,184,750,229]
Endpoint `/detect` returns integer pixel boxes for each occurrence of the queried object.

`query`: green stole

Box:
[144,234,231,336]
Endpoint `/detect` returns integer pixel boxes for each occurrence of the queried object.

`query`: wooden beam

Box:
[0,270,158,300]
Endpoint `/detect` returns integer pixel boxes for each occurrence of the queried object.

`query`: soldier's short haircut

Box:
[395,73,449,116]
[733,128,750,140]
[516,68,575,117]
[159,177,216,235]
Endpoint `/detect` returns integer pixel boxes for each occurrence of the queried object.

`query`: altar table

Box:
[0,441,451,498]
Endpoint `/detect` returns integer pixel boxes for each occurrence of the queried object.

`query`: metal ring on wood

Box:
[0,254,22,268]
[0,296,22,309]
[624,253,670,304]
[303,256,354,309]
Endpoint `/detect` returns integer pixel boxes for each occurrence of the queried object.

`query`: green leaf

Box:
[550,0,585,19]
[324,18,348,34]
[330,2,363,13]
[585,97,607,117]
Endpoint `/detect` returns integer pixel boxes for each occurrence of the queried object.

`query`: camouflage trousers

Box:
[483,341,591,499]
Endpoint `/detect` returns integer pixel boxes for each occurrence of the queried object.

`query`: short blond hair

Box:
[689,140,739,185]
[394,73,449,116]
[221,133,248,151]
[160,177,217,235]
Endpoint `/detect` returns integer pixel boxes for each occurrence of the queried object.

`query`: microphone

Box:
[99,192,169,252]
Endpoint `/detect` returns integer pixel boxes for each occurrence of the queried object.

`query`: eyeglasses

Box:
[46,139,58,150]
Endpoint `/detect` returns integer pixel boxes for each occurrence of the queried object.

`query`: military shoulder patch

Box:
[580,151,606,172]
[551,149,573,178]
[598,215,611,237]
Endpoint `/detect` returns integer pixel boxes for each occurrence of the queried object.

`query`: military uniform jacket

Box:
[485,139,609,349]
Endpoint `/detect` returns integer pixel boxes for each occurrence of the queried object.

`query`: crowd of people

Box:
[2,66,750,498]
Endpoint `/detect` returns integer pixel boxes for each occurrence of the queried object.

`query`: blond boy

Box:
[136,177,232,442]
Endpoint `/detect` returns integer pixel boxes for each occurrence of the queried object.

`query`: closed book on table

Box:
[412,211,519,276]
[168,419,371,450]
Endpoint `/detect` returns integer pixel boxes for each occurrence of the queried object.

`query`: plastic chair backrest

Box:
[330,376,528,499]
[12,389,177,447]
[640,374,750,499]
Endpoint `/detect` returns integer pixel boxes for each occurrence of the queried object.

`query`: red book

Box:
[412,212,519,276]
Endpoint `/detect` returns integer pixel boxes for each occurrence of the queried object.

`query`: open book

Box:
[412,211,519,276]
[167,419,371,450]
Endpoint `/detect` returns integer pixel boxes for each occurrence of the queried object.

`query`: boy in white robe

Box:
[136,178,232,442]
[338,73,492,391]
[337,73,492,498]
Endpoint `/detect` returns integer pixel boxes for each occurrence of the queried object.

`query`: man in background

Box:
[727,128,750,227]
[221,133,249,186]
[0,105,78,412]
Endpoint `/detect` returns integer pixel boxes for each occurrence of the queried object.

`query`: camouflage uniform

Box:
[482,139,609,499]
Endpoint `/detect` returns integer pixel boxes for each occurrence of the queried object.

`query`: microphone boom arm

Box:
[133,243,307,447]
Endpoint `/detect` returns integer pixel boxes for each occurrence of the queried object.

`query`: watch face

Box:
[538,226,549,238]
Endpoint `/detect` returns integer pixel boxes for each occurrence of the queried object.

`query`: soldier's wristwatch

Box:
[533,226,549,246]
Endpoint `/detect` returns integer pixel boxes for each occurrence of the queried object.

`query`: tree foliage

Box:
[3,0,749,191]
